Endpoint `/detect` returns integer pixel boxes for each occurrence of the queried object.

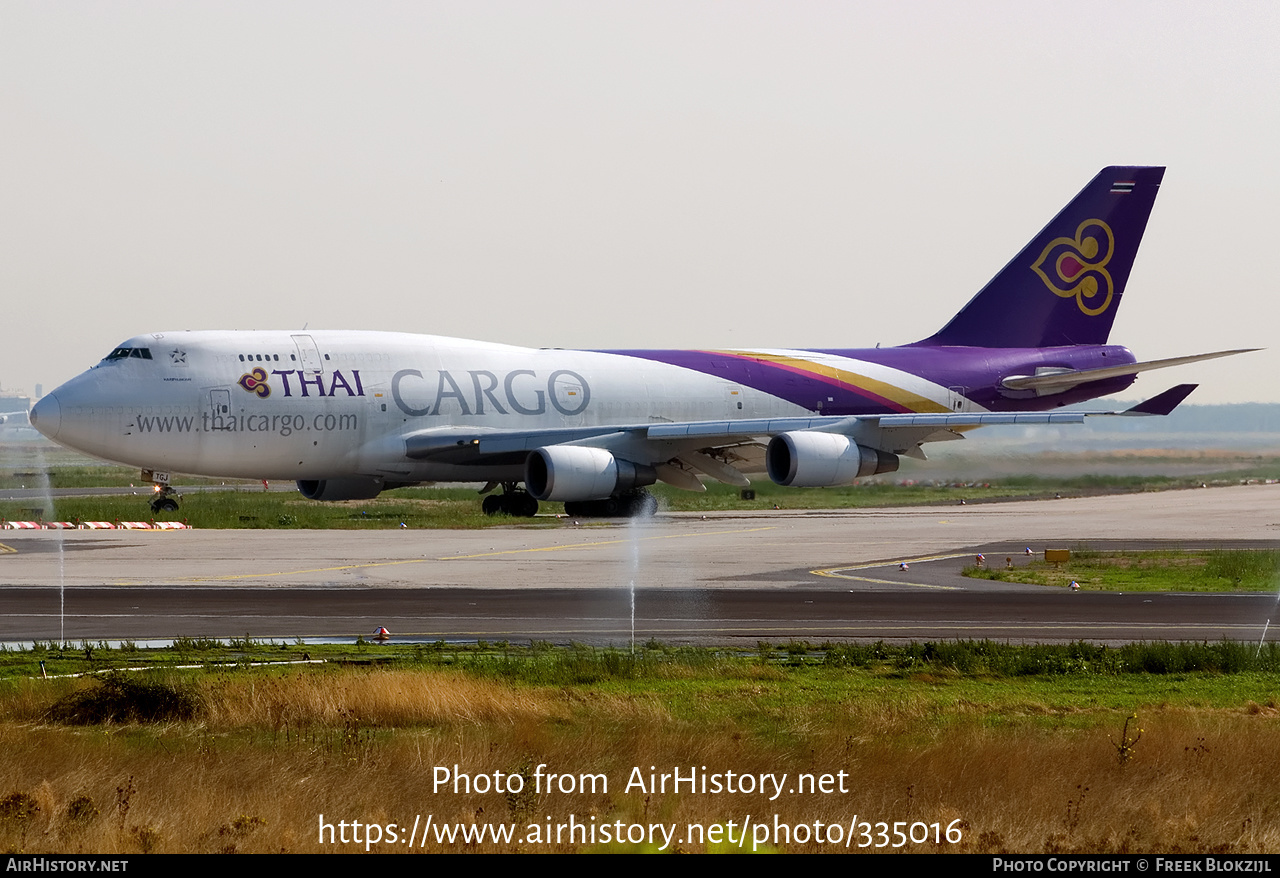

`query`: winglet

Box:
[1119,384,1198,416]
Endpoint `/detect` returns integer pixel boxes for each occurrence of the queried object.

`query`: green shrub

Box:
[46,671,204,724]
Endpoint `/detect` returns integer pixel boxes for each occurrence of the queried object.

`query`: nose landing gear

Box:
[152,495,179,513]
[149,487,179,514]
[143,469,180,514]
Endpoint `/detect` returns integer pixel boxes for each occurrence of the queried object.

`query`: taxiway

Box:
[1,485,1277,645]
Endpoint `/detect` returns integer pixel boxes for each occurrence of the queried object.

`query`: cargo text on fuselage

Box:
[391,369,592,418]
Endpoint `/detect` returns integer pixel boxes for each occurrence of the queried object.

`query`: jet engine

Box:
[296,477,387,501]
[525,446,657,502]
[765,432,899,487]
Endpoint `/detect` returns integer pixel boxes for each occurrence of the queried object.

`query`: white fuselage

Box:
[34,330,965,484]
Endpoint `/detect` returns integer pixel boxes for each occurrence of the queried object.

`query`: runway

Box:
[2,484,1279,645]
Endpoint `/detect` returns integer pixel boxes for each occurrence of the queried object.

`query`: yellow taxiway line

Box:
[810,552,974,589]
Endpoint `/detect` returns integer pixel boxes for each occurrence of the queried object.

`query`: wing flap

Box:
[654,462,707,492]
[679,451,753,487]
[646,416,848,439]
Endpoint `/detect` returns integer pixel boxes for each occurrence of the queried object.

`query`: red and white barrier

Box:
[0,519,194,530]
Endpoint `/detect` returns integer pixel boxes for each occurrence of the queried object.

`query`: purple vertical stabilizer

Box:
[917,166,1164,348]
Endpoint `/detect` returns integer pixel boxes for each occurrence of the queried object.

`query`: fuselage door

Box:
[948,386,968,412]
[552,373,586,425]
[292,334,324,374]
[728,385,745,417]
[208,389,230,426]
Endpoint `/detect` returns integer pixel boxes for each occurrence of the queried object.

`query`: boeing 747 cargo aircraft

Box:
[31,167,1250,516]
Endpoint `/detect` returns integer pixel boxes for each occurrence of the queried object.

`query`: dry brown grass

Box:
[201,669,560,728]
[2,671,1280,853]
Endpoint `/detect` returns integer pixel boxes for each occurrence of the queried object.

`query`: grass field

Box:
[1,641,1279,854]
[964,547,1280,593]
[4,451,1279,852]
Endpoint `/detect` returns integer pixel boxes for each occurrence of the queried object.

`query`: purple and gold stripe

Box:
[704,350,950,414]
[606,348,950,415]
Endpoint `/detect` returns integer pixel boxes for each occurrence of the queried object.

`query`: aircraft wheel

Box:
[151,497,180,514]
[514,493,539,517]
[626,489,658,517]
[565,499,607,517]
[563,496,653,518]
[482,495,504,516]
[631,492,658,518]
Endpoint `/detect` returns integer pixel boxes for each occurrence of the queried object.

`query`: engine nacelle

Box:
[525,446,657,502]
[296,477,386,501]
[766,432,899,487]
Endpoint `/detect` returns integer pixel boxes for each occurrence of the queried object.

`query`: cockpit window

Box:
[105,347,153,361]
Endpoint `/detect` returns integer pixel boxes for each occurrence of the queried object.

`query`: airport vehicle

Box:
[31,166,1248,516]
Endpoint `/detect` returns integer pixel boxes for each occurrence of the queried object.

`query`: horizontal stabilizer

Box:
[1116,383,1198,416]
[1001,349,1257,395]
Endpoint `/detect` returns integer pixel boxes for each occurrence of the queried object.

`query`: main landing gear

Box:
[479,485,659,518]
[481,483,539,518]
[564,488,657,519]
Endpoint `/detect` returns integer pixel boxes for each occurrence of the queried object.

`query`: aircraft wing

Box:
[401,385,1197,483]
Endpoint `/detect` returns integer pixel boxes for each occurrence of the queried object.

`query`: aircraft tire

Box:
[563,499,609,517]
[482,495,503,516]
[513,493,539,518]
[631,492,658,518]
[563,490,656,518]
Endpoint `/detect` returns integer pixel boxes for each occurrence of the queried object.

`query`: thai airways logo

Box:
[238,368,271,398]
[1031,219,1115,316]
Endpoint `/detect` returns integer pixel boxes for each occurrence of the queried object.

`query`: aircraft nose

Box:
[30,393,61,441]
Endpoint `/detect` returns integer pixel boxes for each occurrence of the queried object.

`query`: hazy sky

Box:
[2,2,1277,404]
